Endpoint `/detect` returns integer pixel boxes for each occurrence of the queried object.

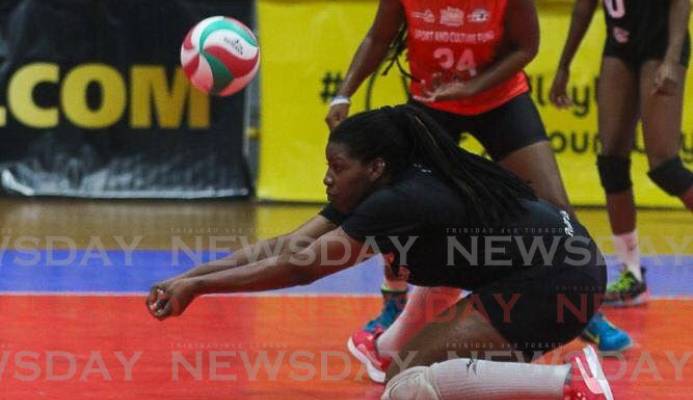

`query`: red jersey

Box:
[402,0,529,115]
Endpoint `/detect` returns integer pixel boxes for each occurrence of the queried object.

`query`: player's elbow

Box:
[521,38,540,61]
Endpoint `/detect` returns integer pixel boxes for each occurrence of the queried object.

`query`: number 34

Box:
[433,48,478,77]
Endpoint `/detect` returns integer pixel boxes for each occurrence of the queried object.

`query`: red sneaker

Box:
[564,346,614,400]
[347,328,391,383]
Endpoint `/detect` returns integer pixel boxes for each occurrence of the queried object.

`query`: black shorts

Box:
[603,31,691,68]
[409,93,548,161]
[474,240,606,359]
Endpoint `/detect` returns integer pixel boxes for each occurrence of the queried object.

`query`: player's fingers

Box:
[325,116,336,131]
[549,91,559,106]
[155,299,174,320]
[559,95,572,108]
[430,72,442,88]
[412,94,432,103]
[146,286,161,310]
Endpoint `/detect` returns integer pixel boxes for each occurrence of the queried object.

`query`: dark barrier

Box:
[0,0,253,198]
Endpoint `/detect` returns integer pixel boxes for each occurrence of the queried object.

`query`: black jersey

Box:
[602,0,691,66]
[320,165,603,290]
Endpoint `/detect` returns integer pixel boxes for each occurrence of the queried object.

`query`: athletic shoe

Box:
[363,288,407,333]
[347,329,390,383]
[381,366,440,400]
[604,267,648,307]
[581,312,633,354]
[564,346,614,400]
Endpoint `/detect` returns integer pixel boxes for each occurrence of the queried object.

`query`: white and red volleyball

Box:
[180,16,260,96]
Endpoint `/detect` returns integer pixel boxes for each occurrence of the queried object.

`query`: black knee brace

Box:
[648,156,693,196]
[597,155,632,193]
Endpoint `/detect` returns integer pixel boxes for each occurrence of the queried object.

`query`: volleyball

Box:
[180,16,260,96]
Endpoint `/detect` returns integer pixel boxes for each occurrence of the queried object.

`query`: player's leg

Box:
[469,93,574,216]
[639,59,693,209]
[382,290,610,399]
[348,285,462,383]
[382,345,612,400]
[451,93,629,350]
[595,56,648,306]
[382,257,612,400]
[499,141,573,213]
[362,261,409,334]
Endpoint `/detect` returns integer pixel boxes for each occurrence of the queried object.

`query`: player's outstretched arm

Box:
[550,0,598,107]
[145,215,337,313]
[148,227,371,320]
[325,0,404,130]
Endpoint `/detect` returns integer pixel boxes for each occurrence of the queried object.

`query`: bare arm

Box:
[664,0,691,63]
[466,0,541,95]
[556,0,599,71]
[336,0,405,98]
[654,0,691,94]
[171,214,337,280]
[550,0,598,107]
[152,228,372,318]
[325,0,404,129]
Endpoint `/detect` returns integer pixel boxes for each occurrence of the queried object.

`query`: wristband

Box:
[329,95,351,107]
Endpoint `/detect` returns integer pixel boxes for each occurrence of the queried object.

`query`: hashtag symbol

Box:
[320,72,344,103]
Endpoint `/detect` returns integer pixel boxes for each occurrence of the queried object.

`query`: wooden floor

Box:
[0,198,691,399]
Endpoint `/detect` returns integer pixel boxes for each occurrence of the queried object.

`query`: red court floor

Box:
[0,201,690,399]
[1,295,692,399]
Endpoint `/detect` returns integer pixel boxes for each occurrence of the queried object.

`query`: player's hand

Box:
[550,68,572,108]
[414,73,476,103]
[148,278,199,320]
[146,279,174,317]
[413,73,474,103]
[653,60,679,96]
[325,103,350,131]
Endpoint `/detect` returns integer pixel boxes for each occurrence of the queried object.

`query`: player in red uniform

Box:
[326,0,629,354]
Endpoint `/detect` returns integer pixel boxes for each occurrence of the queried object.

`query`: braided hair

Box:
[328,105,537,225]
[381,24,416,81]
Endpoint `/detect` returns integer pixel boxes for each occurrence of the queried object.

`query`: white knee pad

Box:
[381,366,441,400]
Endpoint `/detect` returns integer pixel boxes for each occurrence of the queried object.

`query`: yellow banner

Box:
[258,0,693,207]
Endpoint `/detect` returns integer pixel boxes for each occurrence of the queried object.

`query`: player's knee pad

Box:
[382,366,441,400]
[648,156,693,196]
[597,155,632,193]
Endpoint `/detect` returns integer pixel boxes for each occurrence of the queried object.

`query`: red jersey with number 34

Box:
[402,0,529,115]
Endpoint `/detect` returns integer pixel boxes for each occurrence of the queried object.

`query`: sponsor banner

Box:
[258,0,693,207]
[0,0,254,198]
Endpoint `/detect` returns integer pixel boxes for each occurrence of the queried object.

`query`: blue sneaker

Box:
[582,312,632,355]
[363,288,407,333]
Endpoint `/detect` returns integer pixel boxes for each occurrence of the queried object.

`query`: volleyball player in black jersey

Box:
[147,106,613,400]
[551,0,693,306]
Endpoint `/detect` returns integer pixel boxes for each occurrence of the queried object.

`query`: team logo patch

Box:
[468,8,490,23]
[440,7,464,27]
[412,9,435,23]
[613,26,630,43]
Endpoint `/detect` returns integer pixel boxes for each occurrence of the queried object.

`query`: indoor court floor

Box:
[0,198,691,399]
